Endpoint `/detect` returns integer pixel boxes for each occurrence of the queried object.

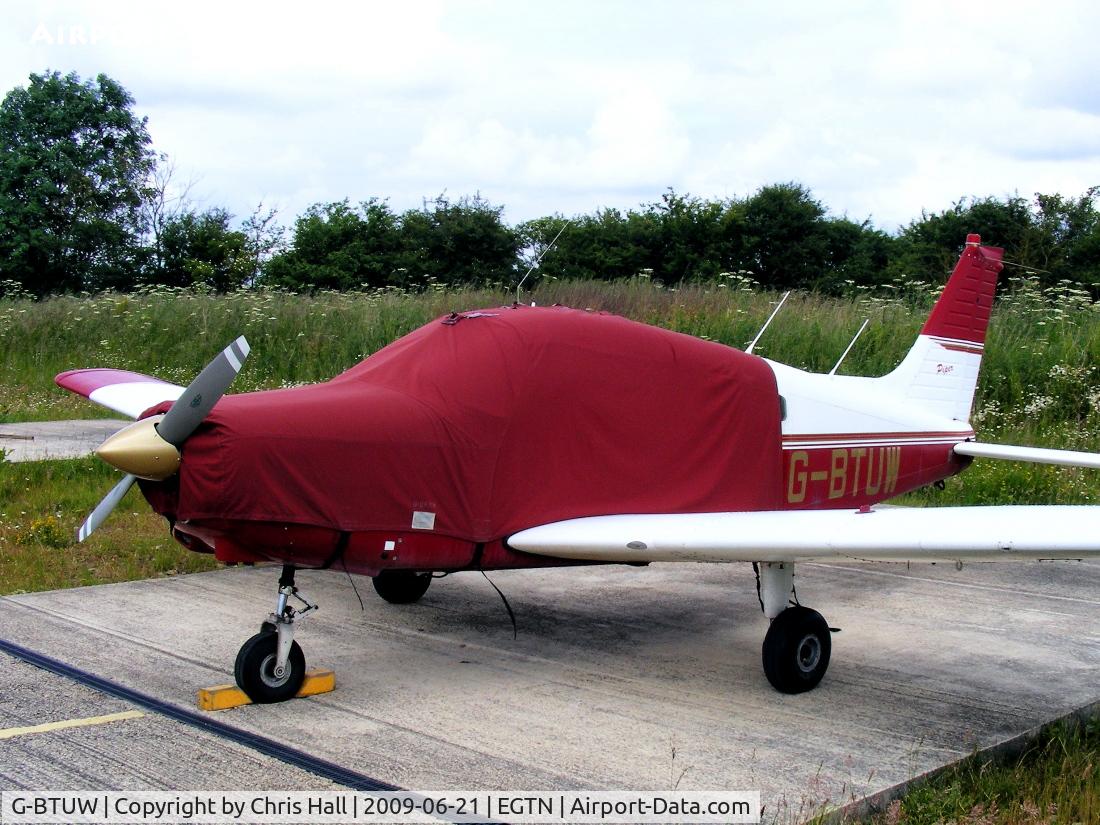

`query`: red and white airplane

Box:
[57,234,1100,700]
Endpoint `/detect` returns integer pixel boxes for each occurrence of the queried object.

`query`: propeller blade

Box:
[77,473,137,543]
[156,336,250,447]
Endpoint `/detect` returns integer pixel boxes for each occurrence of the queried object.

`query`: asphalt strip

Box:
[0,636,398,793]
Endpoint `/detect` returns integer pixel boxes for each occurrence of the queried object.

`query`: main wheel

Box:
[372,570,432,604]
[761,606,831,694]
[234,631,306,703]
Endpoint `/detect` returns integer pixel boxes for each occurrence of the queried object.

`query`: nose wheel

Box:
[235,564,317,703]
[235,631,306,703]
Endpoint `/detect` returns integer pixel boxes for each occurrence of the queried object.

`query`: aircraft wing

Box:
[954,441,1100,469]
[55,369,185,419]
[508,505,1100,564]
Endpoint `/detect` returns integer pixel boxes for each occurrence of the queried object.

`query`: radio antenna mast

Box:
[745,291,790,355]
[829,318,869,375]
[515,221,568,304]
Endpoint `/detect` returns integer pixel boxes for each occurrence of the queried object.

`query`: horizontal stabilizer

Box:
[954,441,1100,470]
[509,506,1100,564]
[55,369,185,419]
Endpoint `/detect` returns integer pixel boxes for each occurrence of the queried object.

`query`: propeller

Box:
[76,336,250,542]
[77,473,138,542]
[157,336,250,446]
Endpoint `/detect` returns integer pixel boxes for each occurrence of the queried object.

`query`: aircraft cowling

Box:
[139,305,784,543]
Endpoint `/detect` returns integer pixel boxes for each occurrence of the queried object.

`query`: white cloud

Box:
[402,88,690,197]
[2,0,1097,230]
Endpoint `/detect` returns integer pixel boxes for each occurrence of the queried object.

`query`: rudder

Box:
[881,235,1004,422]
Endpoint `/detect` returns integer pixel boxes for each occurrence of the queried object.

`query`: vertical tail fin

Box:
[881,235,1004,422]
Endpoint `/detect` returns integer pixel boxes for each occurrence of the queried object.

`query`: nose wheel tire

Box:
[372,570,433,604]
[762,605,831,694]
[234,631,306,703]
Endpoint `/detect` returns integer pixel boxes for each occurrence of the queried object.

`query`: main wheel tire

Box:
[372,570,432,604]
[762,606,831,694]
[234,631,306,703]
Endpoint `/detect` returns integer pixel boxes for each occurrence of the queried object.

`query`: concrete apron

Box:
[0,559,1097,819]
[0,420,128,462]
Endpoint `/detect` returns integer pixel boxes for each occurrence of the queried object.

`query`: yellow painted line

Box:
[198,669,335,711]
[0,709,145,740]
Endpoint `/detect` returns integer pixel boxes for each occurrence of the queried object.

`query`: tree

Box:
[151,208,252,292]
[741,183,830,289]
[898,195,1036,280]
[895,191,1100,288]
[397,194,519,287]
[520,208,658,282]
[1032,188,1100,286]
[0,71,156,295]
[240,203,286,288]
[646,189,742,282]
[141,154,196,280]
[262,199,401,291]
[821,218,899,291]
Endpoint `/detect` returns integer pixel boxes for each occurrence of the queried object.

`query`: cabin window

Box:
[779,395,787,421]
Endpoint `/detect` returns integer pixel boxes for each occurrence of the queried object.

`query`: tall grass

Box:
[850,718,1100,825]
[0,457,216,595]
[2,273,1100,501]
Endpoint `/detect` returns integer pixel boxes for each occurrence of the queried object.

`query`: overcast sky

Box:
[3,1,1099,231]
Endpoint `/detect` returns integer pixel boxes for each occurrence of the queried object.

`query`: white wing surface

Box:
[954,441,1100,469]
[55,369,185,419]
[508,506,1100,564]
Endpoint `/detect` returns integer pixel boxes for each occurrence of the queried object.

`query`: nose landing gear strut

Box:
[234,564,318,703]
